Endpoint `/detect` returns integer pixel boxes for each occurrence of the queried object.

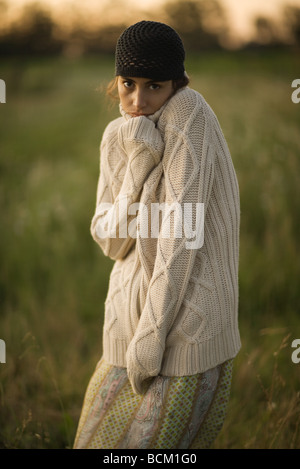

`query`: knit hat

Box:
[115,21,185,81]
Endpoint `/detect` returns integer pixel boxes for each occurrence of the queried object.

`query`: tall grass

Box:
[0,49,299,448]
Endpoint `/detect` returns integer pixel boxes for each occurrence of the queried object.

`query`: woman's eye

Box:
[123,81,133,88]
[149,84,160,90]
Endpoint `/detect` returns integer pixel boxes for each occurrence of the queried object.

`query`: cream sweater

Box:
[91,87,241,394]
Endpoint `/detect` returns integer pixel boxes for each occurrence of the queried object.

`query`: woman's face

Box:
[118,76,174,117]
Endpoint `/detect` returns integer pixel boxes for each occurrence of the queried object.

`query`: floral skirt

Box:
[73,357,233,449]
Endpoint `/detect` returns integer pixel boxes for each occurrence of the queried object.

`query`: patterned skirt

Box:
[73,357,233,449]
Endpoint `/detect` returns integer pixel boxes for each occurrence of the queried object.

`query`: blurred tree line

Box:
[0,0,299,56]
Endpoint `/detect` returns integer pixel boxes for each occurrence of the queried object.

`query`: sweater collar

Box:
[119,87,187,123]
[119,102,167,124]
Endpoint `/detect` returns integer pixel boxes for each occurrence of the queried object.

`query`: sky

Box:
[3,0,300,43]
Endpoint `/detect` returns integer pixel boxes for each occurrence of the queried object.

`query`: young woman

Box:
[74,20,241,449]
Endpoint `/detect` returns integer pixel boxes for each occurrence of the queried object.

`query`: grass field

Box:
[0,48,300,449]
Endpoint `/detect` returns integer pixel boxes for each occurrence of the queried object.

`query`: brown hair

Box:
[106,74,190,102]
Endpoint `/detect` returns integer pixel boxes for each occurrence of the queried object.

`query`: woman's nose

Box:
[133,89,146,110]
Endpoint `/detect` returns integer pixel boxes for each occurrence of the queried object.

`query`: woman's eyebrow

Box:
[121,77,161,84]
[121,77,133,81]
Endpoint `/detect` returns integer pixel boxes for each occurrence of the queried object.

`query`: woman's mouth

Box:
[130,112,149,117]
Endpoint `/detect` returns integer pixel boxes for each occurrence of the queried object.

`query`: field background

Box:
[0,48,300,449]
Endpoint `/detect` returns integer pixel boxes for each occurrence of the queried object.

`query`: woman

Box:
[74,20,241,449]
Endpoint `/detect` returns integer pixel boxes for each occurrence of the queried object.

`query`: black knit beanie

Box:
[115,21,185,81]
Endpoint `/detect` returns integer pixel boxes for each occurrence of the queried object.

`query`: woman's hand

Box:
[118,115,164,165]
[126,329,165,394]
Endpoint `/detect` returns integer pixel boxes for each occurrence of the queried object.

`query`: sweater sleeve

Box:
[126,89,216,394]
[90,115,165,260]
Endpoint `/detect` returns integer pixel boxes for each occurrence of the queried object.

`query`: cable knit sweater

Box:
[91,87,241,394]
